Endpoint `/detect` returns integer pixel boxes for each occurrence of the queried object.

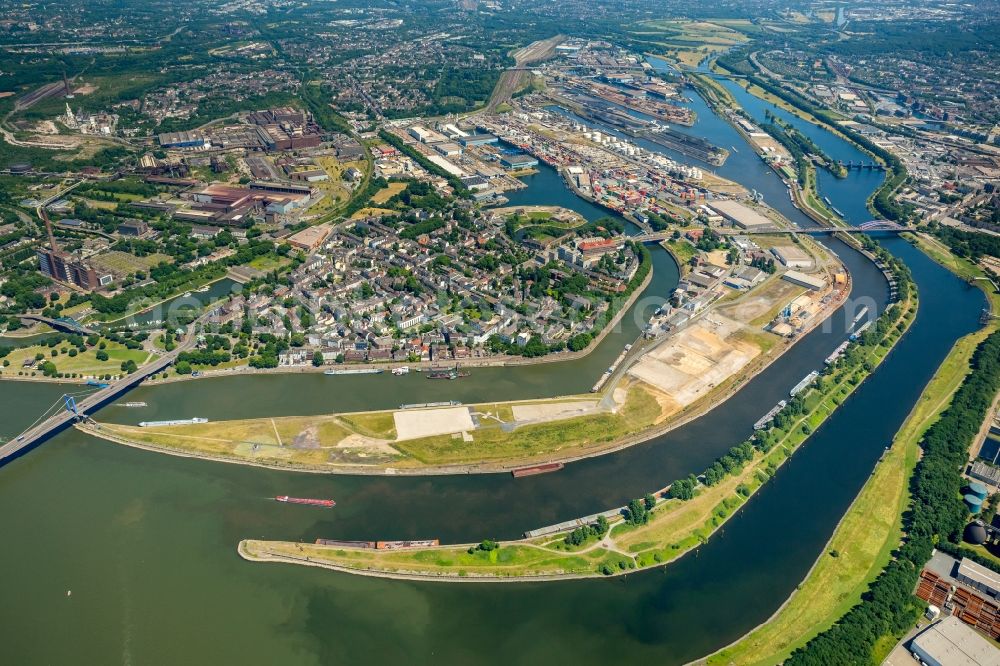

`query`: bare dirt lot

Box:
[627,315,759,412]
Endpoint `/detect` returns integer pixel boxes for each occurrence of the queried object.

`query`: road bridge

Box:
[0,316,203,467]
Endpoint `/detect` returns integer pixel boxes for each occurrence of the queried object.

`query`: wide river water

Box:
[0,64,988,664]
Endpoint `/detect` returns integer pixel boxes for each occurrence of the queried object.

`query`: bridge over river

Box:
[16,314,98,336]
[0,316,203,467]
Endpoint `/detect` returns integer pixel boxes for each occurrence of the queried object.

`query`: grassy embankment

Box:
[241,287,916,579]
[660,238,697,267]
[0,340,152,379]
[94,388,658,470]
[706,238,998,665]
[707,320,975,664]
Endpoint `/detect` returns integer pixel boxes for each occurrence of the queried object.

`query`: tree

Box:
[625,498,649,525]
[95,350,109,362]
[596,515,609,535]
[175,360,192,375]
[312,351,325,367]
[120,360,138,374]
[668,475,698,500]
[567,333,592,352]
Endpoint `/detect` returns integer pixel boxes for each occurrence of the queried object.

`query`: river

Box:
[0,64,988,665]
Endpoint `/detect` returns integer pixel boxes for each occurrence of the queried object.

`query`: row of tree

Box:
[787,328,1000,663]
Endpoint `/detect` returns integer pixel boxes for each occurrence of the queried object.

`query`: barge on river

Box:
[139,417,207,427]
[324,368,383,376]
[512,462,565,478]
[426,365,469,380]
[275,496,335,508]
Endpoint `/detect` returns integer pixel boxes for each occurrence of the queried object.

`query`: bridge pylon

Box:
[62,394,79,419]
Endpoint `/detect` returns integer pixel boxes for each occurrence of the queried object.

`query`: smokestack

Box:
[62,70,73,98]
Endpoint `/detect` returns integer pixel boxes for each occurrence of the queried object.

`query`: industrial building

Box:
[500,154,539,170]
[37,247,108,290]
[408,125,448,145]
[286,224,332,252]
[434,142,463,157]
[249,181,313,197]
[178,182,311,226]
[426,154,466,178]
[907,617,999,666]
[157,131,208,149]
[117,220,149,236]
[782,270,827,291]
[956,558,1000,600]
[771,244,814,269]
[247,107,323,151]
[707,199,777,230]
[36,211,111,290]
[460,133,498,147]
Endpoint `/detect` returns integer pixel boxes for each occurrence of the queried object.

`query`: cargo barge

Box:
[825,340,851,365]
[314,539,440,550]
[754,400,787,430]
[789,370,819,397]
[324,368,383,376]
[275,496,335,508]
[139,417,207,427]
[512,462,565,478]
[399,400,463,410]
[850,320,873,341]
[427,365,469,380]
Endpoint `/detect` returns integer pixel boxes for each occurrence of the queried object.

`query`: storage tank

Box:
[965,494,984,514]
[964,522,988,545]
[967,481,989,501]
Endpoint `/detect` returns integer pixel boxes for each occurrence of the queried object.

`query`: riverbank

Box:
[686,68,845,229]
[2,251,655,388]
[83,245,847,475]
[237,278,917,581]
[137,261,655,387]
[702,238,999,665]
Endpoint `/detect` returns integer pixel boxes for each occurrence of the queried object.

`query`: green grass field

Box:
[661,239,696,265]
[1,341,152,378]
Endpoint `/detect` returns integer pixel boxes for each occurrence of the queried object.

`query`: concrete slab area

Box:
[511,400,600,422]
[393,406,475,441]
